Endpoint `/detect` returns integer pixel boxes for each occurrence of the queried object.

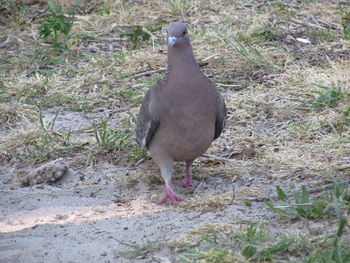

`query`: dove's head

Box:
[166,22,190,48]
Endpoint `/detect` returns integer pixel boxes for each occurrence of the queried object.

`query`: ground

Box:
[0,0,350,262]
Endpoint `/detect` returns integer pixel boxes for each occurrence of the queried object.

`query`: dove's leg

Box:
[182,160,193,188]
[157,164,183,204]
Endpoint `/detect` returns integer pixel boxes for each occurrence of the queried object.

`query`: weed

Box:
[116,239,160,259]
[344,107,350,123]
[222,31,277,70]
[308,30,337,42]
[305,84,350,108]
[112,51,126,66]
[97,5,111,16]
[94,121,132,151]
[120,21,167,49]
[39,1,75,46]
[341,11,350,40]
[75,32,100,41]
[120,26,155,49]
[271,2,296,18]
[24,46,66,76]
[0,79,11,103]
[232,39,276,69]
[250,26,279,44]
[128,146,148,161]
[116,89,144,104]
[266,185,328,220]
[178,224,298,262]
[2,110,84,163]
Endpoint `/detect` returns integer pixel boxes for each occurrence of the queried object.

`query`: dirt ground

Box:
[1,0,350,262]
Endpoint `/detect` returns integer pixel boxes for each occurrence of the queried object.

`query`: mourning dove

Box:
[136,22,226,204]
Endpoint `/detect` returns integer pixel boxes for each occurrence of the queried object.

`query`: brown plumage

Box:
[136,22,227,204]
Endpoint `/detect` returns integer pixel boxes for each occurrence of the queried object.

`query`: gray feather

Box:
[136,89,159,149]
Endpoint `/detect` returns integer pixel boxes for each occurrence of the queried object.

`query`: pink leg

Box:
[182,161,193,188]
[157,179,183,204]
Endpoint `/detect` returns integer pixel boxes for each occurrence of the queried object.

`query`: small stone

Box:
[55,214,68,220]
[296,38,311,44]
[285,35,296,44]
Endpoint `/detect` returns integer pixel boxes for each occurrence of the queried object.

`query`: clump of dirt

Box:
[16,159,68,186]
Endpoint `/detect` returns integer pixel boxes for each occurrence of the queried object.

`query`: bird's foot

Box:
[157,190,183,204]
[182,166,193,188]
[181,177,193,188]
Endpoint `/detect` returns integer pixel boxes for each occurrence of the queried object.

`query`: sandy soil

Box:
[0,110,285,262]
[0,162,272,263]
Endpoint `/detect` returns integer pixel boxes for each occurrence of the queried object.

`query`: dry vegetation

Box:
[1,0,350,262]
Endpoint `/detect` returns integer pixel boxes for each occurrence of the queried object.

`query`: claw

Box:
[181,178,192,188]
[157,180,183,204]
[157,191,183,204]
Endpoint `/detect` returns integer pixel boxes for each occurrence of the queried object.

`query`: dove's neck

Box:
[167,44,199,75]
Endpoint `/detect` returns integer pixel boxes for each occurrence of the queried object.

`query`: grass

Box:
[305,84,350,108]
[39,1,75,46]
[174,179,350,262]
[94,120,132,151]
[1,0,350,261]
[0,111,83,164]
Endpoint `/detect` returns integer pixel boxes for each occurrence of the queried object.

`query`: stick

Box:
[217,83,241,88]
[132,68,166,79]
[336,164,350,171]
[290,18,324,29]
[316,19,341,30]
[201,154,230,162]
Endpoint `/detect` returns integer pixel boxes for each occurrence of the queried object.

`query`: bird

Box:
[136,22,227,204]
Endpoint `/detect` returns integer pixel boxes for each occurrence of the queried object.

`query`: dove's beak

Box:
[167,36,177,47]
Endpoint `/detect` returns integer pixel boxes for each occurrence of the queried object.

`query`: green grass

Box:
[24,92,93,112]
[266,176,350,221]
[5,110,84,163]
[39,1,75,45]
[121,177,350,262]
[94,121,132,151]
[228,36,277,70]
[266,185,328,220]
[308,30,338,42]
[305,84,350,108]
[341,11,350,40]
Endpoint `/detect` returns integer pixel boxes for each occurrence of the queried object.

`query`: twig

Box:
[274,203,314,208]
[216,83,241,88]
[99,37,124,42]
[290,18,324,29]
[134,157,146,166]
[201,154,230,162]
[132,68,166,79]
[316,19,341,30]
[202,53,219,61]
[335,164,350,171]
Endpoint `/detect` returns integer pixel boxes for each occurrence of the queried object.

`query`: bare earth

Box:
[1,0,350,262]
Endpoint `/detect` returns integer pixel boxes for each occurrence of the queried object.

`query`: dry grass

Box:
[0,0,350,260]
[1,0,348,184]
[0,0,348,178]
[0,103,36,126]
[180,192,236,212]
